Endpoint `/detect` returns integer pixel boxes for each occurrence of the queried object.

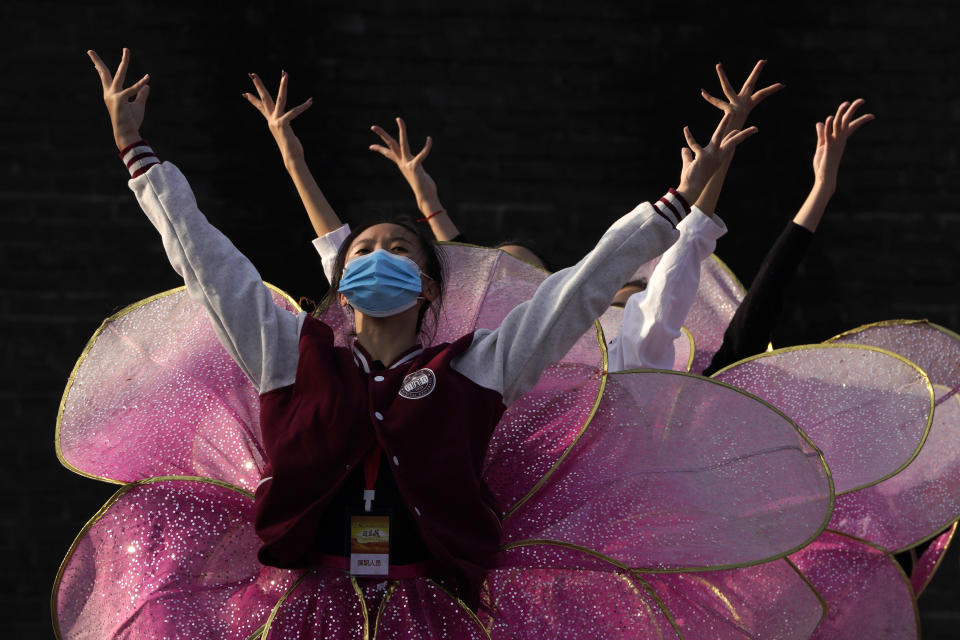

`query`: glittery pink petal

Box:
[829,321,960,399]
[53,478,298,640]
[259,570,367,640]
[373,579,488,640]
[911,523,956,597]
[712,345,934,494]
[501,371,832,570]
[57,287,300,490]
[484,362,604,513]
[828,389,960,550]
[643,560,824,640]
[686,255,745,374]
[789,531,919,640]
[485,568,678,639]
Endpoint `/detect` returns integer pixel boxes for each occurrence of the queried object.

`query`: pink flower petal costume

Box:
[54,154,839,637]
[54,148,958,639]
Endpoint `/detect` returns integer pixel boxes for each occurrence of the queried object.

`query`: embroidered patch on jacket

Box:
[399,368,436,400]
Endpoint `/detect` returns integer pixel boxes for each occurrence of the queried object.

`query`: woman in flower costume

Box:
[54,50,947,640]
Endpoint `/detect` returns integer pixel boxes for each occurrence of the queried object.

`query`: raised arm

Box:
[608,60,781,371]
[370,118,461,241]
[697,59,784,215]
[244,71,343,238]
[794,99,874,231]
[455,113,757,405]
[704,99,874,375]
[90,49,303,393]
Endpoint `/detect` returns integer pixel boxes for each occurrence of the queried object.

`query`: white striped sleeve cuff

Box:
[651,188,691,228]
[118,140,159,179]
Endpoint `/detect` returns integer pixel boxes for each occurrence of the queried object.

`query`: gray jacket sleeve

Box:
[129,162,304,394]
[453,199,680,406]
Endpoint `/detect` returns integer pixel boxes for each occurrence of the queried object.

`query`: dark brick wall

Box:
[4,0,959,635]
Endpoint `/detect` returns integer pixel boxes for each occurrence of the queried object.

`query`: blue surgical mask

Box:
[338,249,424,317]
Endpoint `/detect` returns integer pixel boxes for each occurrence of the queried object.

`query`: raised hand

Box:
[88,48,151,150]
[677,112,758,205]
[812,99,874,189]
[701,60,784,134]
[243,71,313,163]
[369,118,439,211]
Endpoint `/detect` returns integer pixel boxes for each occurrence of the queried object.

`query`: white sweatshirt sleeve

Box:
[453,192,685,406]
[606,206,727,371]
[127,156,305,394]
[311,223,352,283]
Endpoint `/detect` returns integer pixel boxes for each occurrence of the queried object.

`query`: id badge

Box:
[349,512,391,576]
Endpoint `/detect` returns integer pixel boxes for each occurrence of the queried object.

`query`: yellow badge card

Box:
[349,514,390,576]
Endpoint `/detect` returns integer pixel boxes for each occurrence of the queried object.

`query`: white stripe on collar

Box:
[352,347,371,373]
[390,348,424,369]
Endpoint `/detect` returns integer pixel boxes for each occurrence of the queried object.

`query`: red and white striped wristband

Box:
[652,188,691,228]
[118,140,159,179]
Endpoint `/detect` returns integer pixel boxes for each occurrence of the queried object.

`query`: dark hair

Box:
[321,217,445,343]
[619,278,648,291]
[494,238,554,272]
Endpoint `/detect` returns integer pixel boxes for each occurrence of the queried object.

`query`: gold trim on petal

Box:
[350,577,371,640]
[259,571,312,640]
[708,343,935,496]
[709,253,746,296]
[912,522,957,597]
[503,319,609,519]
[822,529,922,639]
[424,579,492,640]
[784,557,828,630]
[631,574,684,639]
[372,581,398,640]
[679,326,695,372]
[825,318,930,343]
[51,475,256,640]
[55,283,301,485]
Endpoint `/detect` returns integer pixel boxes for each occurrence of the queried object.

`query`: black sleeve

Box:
[703,222,814,376]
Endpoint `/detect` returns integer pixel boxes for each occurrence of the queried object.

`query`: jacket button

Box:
[392,455,400,466]
[414,506,421,516]
[374,375,385,382]
[374,411,384,420]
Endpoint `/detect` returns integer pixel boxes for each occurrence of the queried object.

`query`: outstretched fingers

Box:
[719,125,758,152]
[715,63,737,100]
[276,71,289,114]
[846,112,875,134]
[280,97,312,125]
[113,47,130,91]
[396,117,410,155]
[683,126,703,155]
[87,50,113,91]
[752,82,785,102]
[740,59,766,95]
[370,125,401,154]
[248,73,275,113]
[119,73,150,99]
[413,135,433,163]
[708,111,735,146]
[700,88,728,111]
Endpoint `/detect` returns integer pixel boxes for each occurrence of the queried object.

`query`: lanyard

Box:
[362,444,381,512]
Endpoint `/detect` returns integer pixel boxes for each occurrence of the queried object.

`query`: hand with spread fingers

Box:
[813,99,875,190]
[677,111,758,205]
[370,118,459,241]
[794,99,874,231]
[701,59,784,135]
[88,48,151,150]
[243,70,341,238]
[243,71,313,166]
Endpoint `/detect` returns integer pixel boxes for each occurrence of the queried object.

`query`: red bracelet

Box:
[417,210,445,223]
